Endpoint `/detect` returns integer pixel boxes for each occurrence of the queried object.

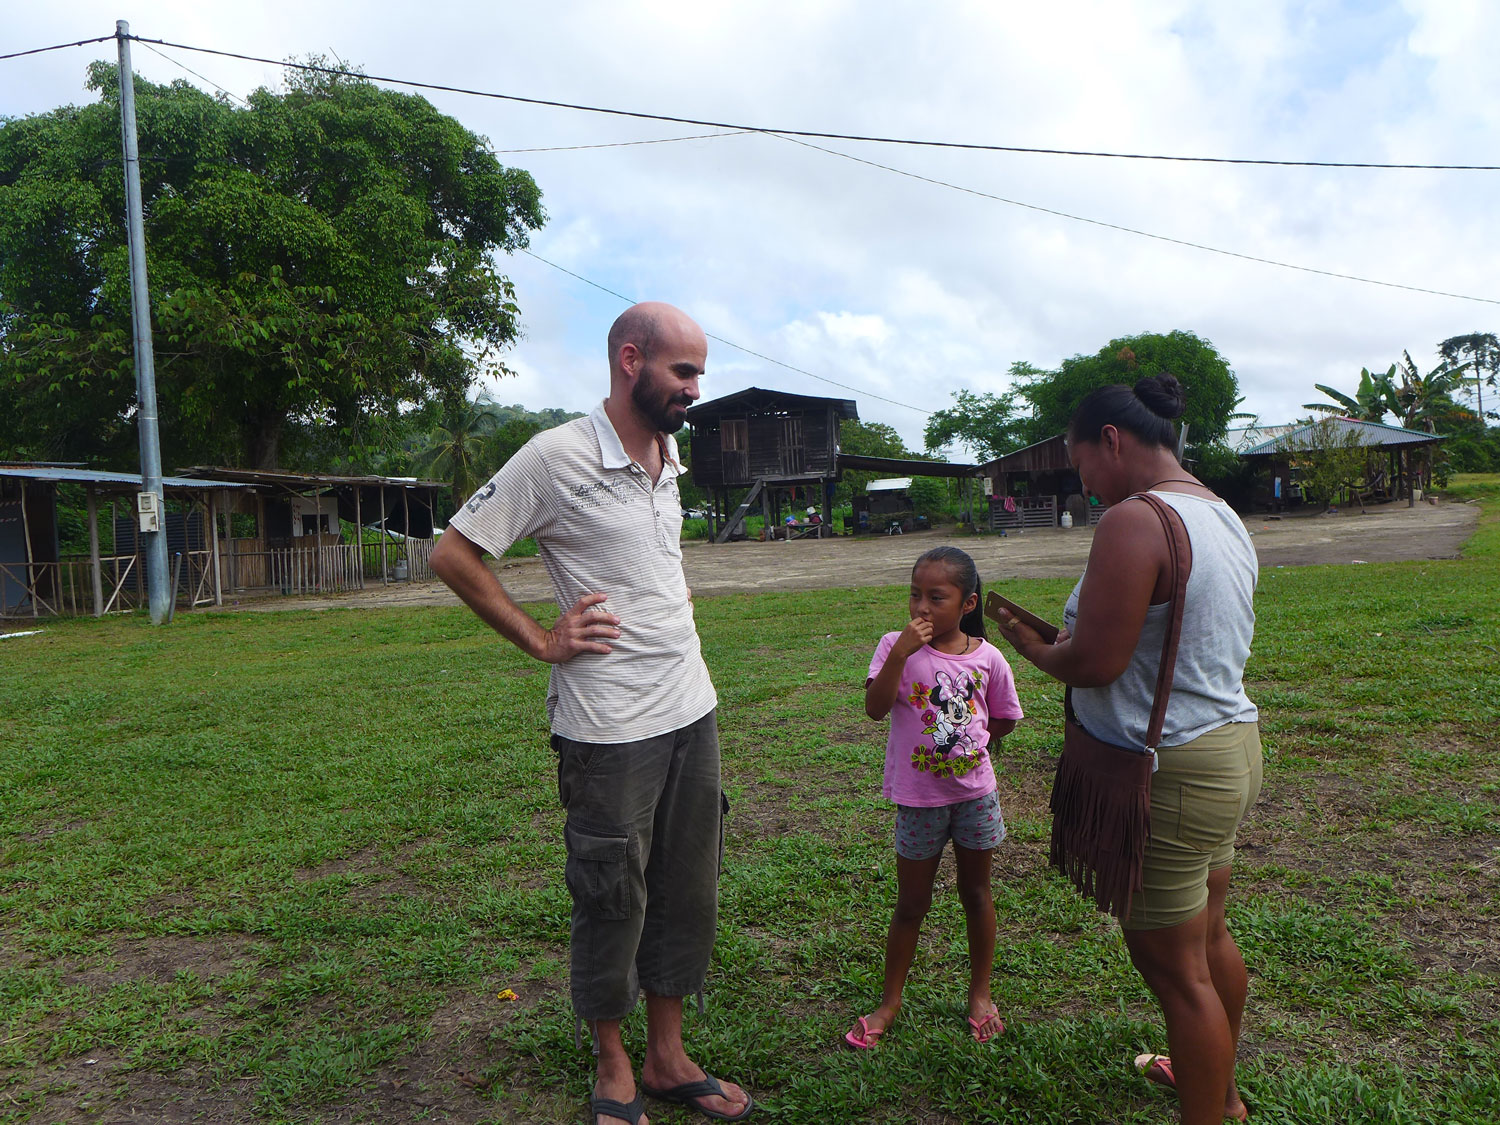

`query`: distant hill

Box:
[482,402,586,428]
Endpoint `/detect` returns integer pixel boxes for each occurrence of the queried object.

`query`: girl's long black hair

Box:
[914,546,985,640]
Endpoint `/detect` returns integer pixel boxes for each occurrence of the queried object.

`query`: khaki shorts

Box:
[1122,721,1263,931]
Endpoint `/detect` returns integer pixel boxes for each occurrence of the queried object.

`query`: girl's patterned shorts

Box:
[894,790,1005,860]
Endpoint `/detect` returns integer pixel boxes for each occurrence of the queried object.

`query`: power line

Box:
[138,40,248,105]
[119,35,1500,173]
[492,130,752,154]
[770,133,1500,307]
[0,36,114,62]
[519,249,932,415]
[119,40,751,164]
[106,37,1500,307]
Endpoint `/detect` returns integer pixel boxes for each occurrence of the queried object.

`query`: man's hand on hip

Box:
[535,592,622,662]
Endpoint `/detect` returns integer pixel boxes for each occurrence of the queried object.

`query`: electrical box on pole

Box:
[116,20,172,624]
[136,491,161,533]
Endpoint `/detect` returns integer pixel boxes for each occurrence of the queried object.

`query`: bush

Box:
[907,477,948,518]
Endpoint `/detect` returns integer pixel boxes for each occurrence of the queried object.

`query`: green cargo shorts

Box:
[553,709,726,1020]
[1121,721,1263,931]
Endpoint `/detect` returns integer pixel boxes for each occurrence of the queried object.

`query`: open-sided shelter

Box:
[175,467,445,597]
[0,464,249,618]
[1238,417,1447,510]
[0,463,446,619]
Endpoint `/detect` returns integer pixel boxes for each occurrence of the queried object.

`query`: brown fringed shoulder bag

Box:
[1048,492,1192,919]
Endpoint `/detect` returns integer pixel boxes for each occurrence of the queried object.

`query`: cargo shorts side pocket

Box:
[1176,782,1245,853]
[564,822,634,921]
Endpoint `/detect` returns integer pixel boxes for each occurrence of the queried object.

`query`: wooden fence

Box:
[2,536,436,618]
[990,495,1059,531]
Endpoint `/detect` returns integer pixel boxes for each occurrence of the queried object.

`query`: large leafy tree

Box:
[1015,330,1240,450]
[0,61,544,470]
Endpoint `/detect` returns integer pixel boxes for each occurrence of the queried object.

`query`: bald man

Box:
[432,304,751,1125]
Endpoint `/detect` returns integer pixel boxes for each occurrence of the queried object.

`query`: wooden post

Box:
[379,485,388,584]
[87,489,104,617]
[207,493,222,606]
[353,486,364,589]
[19,482,37,618]
[401,487,412,581]
[222,490,237,593]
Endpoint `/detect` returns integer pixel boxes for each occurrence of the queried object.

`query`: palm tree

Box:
[416,394,500,505]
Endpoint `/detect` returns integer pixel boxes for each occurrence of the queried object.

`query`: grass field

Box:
[2,485,1499,1124]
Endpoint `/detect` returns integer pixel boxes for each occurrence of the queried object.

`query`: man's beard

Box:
[633,366,691,433]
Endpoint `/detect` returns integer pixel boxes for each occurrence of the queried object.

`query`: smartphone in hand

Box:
[984,590,1061,644]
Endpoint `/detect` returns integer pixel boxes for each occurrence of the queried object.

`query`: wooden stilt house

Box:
[685,387,858,541]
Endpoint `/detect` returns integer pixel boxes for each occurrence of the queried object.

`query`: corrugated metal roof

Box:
[686,386,859,421]
[1224,424,1296,454]
[176,466,444,489]
[0,465,249,490]
[837,454,977,478]
[981,434,1072,474]
[1241,417,1446,456]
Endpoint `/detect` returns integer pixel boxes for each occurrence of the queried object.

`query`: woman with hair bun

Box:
[994,372,1261,1124]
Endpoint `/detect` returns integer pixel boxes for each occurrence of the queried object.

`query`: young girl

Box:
[846,546,1024,1049]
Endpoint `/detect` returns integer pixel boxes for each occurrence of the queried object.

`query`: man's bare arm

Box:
[430,527,621,663]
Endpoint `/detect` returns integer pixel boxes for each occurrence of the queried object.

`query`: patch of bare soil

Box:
[218,499,1478,613]
[53,933,258,991]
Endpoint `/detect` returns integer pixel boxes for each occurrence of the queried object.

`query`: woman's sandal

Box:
[967,1011,1005,1043]
[844,1015,886,1049]
[1133,1054,1249,1121]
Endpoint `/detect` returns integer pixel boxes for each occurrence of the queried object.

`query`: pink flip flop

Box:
[1134,1054,1249,1121]
[968,1011,1005,1043]
[1135,1053,1175,1088]
[844,1015,885,1049]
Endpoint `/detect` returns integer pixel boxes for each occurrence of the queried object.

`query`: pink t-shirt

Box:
[868,634,1025,808]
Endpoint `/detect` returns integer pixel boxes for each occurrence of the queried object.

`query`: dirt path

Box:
[231,499,1477,613]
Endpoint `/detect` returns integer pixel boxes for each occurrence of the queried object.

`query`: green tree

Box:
[923,384,1026,461]
[836,419,919,506]
[1287,418,1371,512]
[906,476,948,518]
[1016,331,1240,450]
[0,60,544,470]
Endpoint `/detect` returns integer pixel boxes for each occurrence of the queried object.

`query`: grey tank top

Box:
[1063,491,1259,749]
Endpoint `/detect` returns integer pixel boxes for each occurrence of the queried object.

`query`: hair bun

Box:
[1133,373,1186,420]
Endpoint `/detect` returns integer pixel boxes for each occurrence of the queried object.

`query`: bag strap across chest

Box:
[1065,491,1193,751]
[1137,492,1194,750]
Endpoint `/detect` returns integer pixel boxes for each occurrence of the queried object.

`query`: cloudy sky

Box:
[6,1,1497,457]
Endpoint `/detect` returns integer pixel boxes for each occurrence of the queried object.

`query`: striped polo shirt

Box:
[448,402,717,743]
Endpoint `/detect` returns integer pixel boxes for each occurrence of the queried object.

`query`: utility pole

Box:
[117,20,171,624]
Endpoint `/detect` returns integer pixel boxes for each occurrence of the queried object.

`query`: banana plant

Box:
[1303,365,1397,422]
